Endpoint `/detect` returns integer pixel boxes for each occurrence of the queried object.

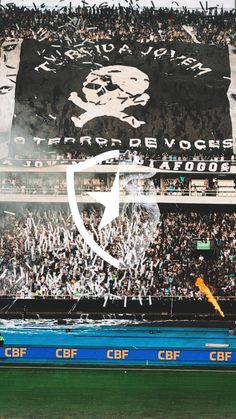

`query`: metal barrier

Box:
[0,295,234,318]
[0,294,235,301]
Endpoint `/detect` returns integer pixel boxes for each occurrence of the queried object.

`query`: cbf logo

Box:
[66,151,160,269]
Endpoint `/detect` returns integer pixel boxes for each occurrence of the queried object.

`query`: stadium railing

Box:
[0,294,235,301]
[0,187,235,197]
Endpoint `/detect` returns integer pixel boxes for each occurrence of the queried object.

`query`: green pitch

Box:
[0,367,236,418]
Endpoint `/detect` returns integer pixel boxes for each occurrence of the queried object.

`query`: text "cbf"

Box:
[107,350,129,359]
[56,349,78,358]
[5,347,27,357]
[209,352,232,362]
[158,351,180,360]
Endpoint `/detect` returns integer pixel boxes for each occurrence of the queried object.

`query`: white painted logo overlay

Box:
[67,151,160,269]
[68,65,150,128]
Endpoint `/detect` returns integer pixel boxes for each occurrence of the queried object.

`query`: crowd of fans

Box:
[163,177,219,196]
[0,207,235,300]
[0,4,236,45]
[0,173,109,195]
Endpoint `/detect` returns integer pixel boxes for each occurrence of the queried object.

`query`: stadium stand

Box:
[0,3,235,310]
[0,207,235,299]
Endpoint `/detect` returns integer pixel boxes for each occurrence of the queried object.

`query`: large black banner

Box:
[11,39,233,158]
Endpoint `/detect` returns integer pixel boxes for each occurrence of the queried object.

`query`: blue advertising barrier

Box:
[0,346,235,366]
[1,326,236,367]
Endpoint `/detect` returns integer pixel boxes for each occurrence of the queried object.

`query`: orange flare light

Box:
[195,277,224,317]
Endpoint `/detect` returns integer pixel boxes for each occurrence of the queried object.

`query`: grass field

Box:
[0,367,236,418]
